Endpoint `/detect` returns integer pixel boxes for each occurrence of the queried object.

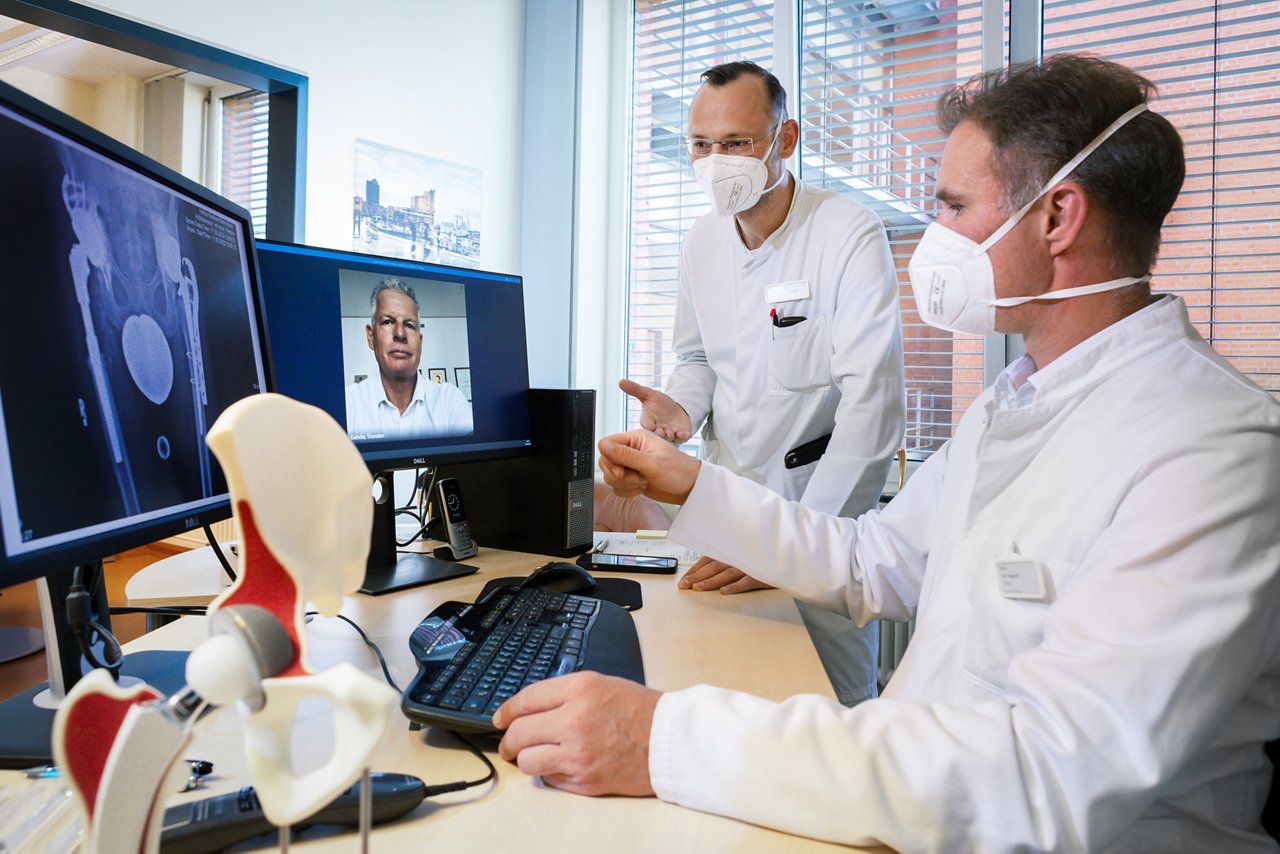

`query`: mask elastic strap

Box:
[758,122,787,197]
[987,275,1150,307]
[976,102,1150,254]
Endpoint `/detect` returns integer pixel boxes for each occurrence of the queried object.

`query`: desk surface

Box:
[112,546,848,850]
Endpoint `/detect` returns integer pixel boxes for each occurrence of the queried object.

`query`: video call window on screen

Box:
[0,101,265,562]
[340,269,474,442]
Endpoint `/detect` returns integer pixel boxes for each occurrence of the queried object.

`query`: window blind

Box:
[798,0,997,455]
[1044,0,1280,397]
[625,0,776,432]
[220,89,269,239]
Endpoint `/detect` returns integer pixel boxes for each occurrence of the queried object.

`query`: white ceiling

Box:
[0,15,178,85]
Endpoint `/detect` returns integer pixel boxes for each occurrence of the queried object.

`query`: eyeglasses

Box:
[685,129,777,158]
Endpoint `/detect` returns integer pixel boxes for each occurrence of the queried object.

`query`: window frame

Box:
[0,0,307,241]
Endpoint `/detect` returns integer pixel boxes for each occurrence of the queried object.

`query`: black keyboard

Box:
[401,585,645,734]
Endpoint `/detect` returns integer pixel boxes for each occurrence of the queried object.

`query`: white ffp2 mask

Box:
[908,103,1151,335]
[693,125,785,215]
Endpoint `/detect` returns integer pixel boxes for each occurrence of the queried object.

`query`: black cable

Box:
[110,605,208,617]
[302,609,497,797]
[395,468,440,547]
[203,523,237,583]
[395,508,430,548]
[425,732,497,796]
[304,611,401,694]
[67,563,123,679]
[394,468,427,512]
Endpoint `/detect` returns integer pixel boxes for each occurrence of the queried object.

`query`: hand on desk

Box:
[618,379,693,443]
[494,671,660,797]
[679,556,774,594]
[598,429,700,506]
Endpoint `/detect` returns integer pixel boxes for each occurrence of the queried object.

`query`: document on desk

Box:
[594,531,701,569]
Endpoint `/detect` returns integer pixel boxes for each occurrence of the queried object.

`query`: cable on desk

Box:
[306,611,498,797]
[428,732,497,796]
[202,523,237,583]
[305,611,401,694]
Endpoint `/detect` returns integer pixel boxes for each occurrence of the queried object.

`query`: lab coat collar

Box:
[735,172,804,261]
[995,294,1184,411]
[967,295,1186,523]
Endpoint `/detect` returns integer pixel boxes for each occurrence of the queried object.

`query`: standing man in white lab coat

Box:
[621,61,905,707]
[496,54,1280,851]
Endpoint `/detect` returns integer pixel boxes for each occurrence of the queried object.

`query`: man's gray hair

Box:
[369,277,420,324]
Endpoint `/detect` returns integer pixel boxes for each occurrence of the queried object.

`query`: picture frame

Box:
[427,368,448,384]
[454,367,472,401]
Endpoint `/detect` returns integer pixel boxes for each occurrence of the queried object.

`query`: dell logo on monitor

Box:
[413,457,428,465]
[183,515,199,530]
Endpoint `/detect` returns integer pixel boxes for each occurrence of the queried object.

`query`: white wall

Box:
[0,65,142,148]
[83,0,527,275]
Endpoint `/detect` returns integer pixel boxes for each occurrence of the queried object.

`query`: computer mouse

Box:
[519,561,597,594]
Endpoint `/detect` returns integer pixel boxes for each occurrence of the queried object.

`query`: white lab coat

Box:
[659,296,1280,852]
[664,179,905,519]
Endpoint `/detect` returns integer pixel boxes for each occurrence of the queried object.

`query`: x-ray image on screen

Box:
[0,103,264,557]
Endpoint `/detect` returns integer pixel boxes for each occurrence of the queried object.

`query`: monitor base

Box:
[0,625,44,664]
[0,649,190,769]
[359,553,477,596]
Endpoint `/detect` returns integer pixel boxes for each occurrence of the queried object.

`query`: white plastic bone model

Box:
[53,393,399,853]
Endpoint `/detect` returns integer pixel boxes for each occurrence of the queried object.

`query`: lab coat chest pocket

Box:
[768,313,831,394]
[960,536,1078,694]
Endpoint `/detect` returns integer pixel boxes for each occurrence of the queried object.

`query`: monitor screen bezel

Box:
[0,79,275,590]
[254,239,534,475]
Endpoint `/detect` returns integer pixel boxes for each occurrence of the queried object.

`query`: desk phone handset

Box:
[432,477,478,560]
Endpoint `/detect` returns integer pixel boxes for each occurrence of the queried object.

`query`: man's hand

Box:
[598,429,700,505]
[493,672,660,797]
[619,379,694,443]
[679,556,774,594]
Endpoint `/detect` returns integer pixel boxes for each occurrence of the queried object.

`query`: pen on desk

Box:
[592,538,609,554]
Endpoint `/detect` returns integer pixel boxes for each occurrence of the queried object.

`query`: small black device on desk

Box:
[580,552,678,574]
[402,569,645,735]
[519,561,597,593]
[430,477,478,560]
[160,773,425,853]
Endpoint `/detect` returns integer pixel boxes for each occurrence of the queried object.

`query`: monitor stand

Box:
[359,471,477,595]
[0,565,189,769]
[0,625,43,663]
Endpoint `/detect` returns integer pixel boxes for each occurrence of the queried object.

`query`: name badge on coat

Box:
[764,279,810,304]
[995,559,1055,603]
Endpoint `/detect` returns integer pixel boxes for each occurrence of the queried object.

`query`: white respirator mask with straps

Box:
[908,103,1152,335]
[693,123,786,216]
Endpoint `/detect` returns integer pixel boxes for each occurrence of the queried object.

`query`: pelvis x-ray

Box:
[60,146,210,516]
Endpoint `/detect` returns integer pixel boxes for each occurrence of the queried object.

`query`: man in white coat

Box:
[495,54,1280,851]
[621,61,905,707]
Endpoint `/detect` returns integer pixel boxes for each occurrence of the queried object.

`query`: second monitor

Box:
[255,241,533,591]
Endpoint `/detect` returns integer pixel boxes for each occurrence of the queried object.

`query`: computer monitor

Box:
[0,80,271,765]
[254,240,532,593]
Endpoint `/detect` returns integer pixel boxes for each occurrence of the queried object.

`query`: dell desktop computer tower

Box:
[441,388,595,557]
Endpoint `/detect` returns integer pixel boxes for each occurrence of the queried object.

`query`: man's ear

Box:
[778,118,800,160]
[365,323,375,351]
[1043,181,1088,258]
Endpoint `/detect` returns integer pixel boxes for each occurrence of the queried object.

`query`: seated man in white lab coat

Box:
[492,54,1280,852]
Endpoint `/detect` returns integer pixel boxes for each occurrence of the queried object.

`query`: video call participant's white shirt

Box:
[345,372,473,440]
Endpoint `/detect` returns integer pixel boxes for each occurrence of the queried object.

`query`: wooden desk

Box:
[114,547,848,850]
